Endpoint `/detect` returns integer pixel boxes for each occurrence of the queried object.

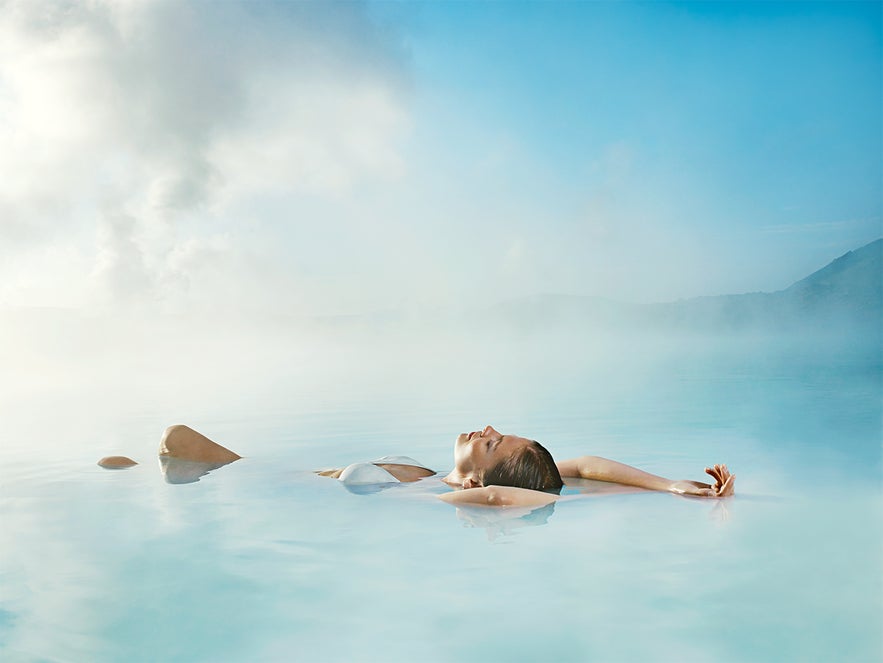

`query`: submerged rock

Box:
[98,456,138,469]
[158,424,241,464]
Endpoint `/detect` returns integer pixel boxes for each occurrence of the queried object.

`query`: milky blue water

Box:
[1,329,880,662]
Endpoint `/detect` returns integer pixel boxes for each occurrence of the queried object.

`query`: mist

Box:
[2,5,881,661]
[2,251,879,476]
[2,1,881,319]
[0,0,880,465]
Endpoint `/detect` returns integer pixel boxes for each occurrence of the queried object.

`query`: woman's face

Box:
[444,425,533,487]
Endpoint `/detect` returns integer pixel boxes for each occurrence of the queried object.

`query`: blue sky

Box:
[0,1,879,314]
[393,1,881,298]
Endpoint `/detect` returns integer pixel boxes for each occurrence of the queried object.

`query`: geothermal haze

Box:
[1,7,881,660]
[0,0,880,320]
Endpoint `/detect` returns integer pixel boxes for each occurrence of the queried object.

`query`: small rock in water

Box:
[98,456,138,469]
[158,424,241,464]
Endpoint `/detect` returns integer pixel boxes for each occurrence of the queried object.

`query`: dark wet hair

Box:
[480,440,563,493]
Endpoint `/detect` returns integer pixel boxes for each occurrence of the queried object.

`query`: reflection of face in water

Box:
[454,502,556,542]
[159,456,234,484]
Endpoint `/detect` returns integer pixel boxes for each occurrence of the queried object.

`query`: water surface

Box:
[1,329,880,662]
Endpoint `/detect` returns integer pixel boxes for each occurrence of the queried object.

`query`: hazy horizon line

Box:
[3,237,879,320]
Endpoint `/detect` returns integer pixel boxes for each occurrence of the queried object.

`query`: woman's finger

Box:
[720,474,735,496]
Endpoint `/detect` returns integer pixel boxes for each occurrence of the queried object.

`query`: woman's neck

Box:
[441,470,466,487]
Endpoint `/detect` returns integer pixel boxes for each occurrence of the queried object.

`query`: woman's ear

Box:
[463,476,481,489]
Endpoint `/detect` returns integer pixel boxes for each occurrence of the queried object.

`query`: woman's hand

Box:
[315,468,343,479]
[669,464,735,498]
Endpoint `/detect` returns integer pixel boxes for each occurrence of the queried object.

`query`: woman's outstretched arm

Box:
[556,456,735,498]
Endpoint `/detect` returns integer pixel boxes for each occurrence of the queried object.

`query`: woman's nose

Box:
[483,425,498,436]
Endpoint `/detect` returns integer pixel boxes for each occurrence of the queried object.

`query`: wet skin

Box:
[444,425,533,488]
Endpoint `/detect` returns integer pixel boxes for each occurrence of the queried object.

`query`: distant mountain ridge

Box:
[783,238,882,313]
[3,239,878,338]
[492,239,882,332]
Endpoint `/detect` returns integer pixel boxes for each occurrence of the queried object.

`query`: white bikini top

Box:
[338,456,431,485]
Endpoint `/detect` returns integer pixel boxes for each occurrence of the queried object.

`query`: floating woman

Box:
[320,424,735,507]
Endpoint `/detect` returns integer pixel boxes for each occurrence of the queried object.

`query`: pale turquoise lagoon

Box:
[1,329,880,662]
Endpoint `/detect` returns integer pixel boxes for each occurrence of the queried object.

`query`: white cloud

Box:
[212,77,408,200]
[90,209,153,305]
[0,0,411,312]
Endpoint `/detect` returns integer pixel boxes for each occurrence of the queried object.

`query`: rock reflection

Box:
[159,456,238,484]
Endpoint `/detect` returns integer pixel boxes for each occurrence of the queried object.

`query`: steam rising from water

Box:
[1,1,880,318]
[0,6,879,659]
[2,299,878,479]
[0,1,879,470]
